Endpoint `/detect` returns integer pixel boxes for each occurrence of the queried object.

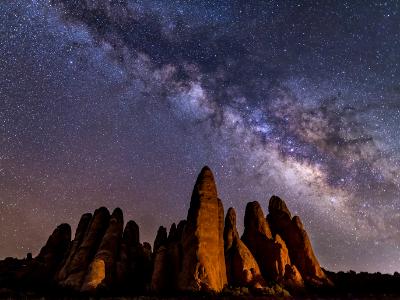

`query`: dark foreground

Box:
[2,279,400,300]
[2,295,400,300]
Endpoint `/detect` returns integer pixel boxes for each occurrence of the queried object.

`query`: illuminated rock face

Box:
[178,166,227,292]
[82,259,105,291]
[241,201,304,289]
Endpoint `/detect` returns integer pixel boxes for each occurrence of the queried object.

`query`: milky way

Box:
[1,1,400,273]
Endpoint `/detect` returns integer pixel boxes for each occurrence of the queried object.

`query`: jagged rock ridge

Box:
[0,166,332,295]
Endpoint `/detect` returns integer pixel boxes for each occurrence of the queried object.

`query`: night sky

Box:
[1,0,400,273]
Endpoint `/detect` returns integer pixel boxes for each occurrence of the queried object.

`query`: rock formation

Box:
[284,264,304,290]
[125,240,153,293]
[0,166,333,296]
[150,221,186,293]
[59,207,110,290]
[178,166,227,292]
[57,213,92,282]
[274,235,304,290]
[167,220,185,290]
[224,207,265,288]
[151,226,169,292]
[81,208,124,292]
[24,223,71,285]
[116,220,150,292]
[153,226,168,253]
[267,195,331,286]
[151,245,168,292]
[52,207,154,293]
[242,201,304,288]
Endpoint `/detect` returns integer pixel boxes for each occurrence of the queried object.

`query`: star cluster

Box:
[1,0,400,273]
